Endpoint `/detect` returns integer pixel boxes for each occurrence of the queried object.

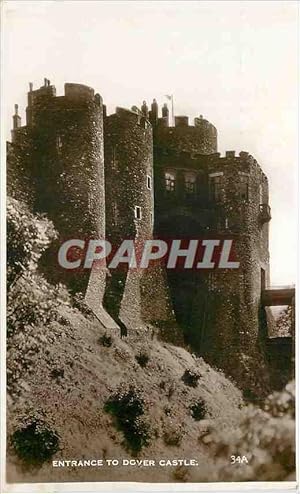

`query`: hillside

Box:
[7,302,295,483]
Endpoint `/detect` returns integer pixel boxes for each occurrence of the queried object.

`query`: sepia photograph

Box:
[1,0,298,491]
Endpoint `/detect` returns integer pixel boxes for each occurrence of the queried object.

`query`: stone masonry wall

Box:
[104,108,175,329]
[154,117,217,155]
[153,146,272,396]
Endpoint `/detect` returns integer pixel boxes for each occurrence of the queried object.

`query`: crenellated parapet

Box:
[154,114,217,155]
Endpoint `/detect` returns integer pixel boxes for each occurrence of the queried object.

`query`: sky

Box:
[2,0,298,285]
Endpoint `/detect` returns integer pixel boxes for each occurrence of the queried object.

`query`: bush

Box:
[7,197,69,340]
[190,399,207,421]
[7,197,56,286]
[159,379,176,399]
[99,334,113,348]
[276,306,294,338]
[104,385,151,453]
[7,272,68,339]
[208,381,296,481]
[163,423,185,446]
[11,419,59,465]
[263,381,295,419]
[135,351,150,368]
[50,368,65,381]
[173,466,190,482]
[181,368,200,388]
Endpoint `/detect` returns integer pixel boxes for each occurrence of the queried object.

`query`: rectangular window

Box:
[209,173,223,202]
[165,170,176,192]
[134,206,142,220]
[239,174,249,201]
[56,135,63,150]
[261,268,266,290]
[147,175,152,190]
[184,172,197,195]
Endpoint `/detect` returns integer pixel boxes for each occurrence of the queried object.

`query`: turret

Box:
[154,112,217,155]
[149,99,158,127]
[26,78,56,125]
[12,104,21,130]
[141,100,149,118]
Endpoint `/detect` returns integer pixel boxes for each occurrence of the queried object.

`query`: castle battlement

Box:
[7,80,275,391]
[106,106,152,130]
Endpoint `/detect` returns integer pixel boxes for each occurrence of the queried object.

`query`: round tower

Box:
[27,82,105,243]
[195,150,272,397]
[10,81,107,300]
[104,107,153,245]
[103,108,154,327]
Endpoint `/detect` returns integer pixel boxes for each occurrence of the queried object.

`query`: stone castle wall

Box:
[7,80,276,394]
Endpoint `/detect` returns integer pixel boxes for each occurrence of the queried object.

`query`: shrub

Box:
[7,197,56,286]
[163,423,185,446]
[190,399,207,421]
[276,306,294,338]
[11,419,59,465]
[181,368,200,388]
[159,380,176,399]
[104,386,151,454]
[7,272,68,339]
[135,351,150,368]
[173,466,190,482]
[50,368,65,381]
[263,381,295,419]
[7,197,69,340]
[207,381,296,481]
[99,334,113,348]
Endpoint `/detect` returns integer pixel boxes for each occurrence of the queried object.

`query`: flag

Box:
[165,94,172,100]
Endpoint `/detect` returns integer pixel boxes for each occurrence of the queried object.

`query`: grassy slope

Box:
[7,303,246,483]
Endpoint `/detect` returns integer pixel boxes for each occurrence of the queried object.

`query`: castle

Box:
[7,80,294,395]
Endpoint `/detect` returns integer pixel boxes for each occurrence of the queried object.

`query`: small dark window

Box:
[261,268,266,290]
[185,172,197,195]
[134,206,142,220]
[239,175,249,201]
[147,175,152,190]
[209,174,223,202]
